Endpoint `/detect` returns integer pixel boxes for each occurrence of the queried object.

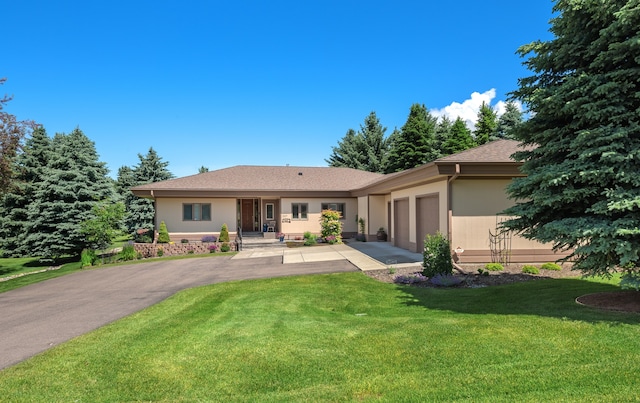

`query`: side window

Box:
[321,203,345,219]
[292,203,308,220]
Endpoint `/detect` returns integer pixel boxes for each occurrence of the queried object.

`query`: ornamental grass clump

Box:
[522,265,540,274]
[422,232,453,278]
[541,262,562,271]
[119,242,137,261]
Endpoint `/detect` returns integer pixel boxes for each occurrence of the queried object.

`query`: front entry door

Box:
[241,199,256,232]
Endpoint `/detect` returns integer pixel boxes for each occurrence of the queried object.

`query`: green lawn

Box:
[0,272,638,402]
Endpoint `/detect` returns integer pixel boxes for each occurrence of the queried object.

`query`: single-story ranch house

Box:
[131,140,563,263]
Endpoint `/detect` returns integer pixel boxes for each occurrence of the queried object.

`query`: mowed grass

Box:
[0,272,639,402]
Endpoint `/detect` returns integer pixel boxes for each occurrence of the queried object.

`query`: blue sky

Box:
[4,1,555,178]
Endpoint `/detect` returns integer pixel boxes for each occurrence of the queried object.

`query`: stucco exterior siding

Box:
[451,179,514,216]
[279,197,358,235]
[155,198,237,233]
[367,195,388,236]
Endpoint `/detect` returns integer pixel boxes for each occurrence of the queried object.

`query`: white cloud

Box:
[430,89,522,130]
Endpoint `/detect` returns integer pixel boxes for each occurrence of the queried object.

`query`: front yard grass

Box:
[0,272,638,401]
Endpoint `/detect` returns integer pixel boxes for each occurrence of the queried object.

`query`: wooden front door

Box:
[241,199,254,232]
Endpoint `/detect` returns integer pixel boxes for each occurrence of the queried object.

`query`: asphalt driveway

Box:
[0,255,357,370]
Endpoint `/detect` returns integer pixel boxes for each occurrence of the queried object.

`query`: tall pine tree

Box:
[120,148,173,235]
[496,101,523,139]
[442,117,476,155]
[502,0,640,278]
[0,127,52,256]
[385,103,438,173]
[25,128,115,260]
[473,101,498,145]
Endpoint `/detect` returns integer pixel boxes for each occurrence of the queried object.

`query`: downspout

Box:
[150,190,157,234]
[447,164,463,272]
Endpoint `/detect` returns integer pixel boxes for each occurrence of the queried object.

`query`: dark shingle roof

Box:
[435,139,525,163]
[132,165,385,192]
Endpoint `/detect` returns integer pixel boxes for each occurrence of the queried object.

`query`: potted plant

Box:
[277,233,285,242]
[356,217,367,241]
[376,227,387,241]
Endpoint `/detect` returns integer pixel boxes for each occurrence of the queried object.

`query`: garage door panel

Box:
[417,194,439,253]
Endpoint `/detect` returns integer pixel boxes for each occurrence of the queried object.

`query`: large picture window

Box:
[321,203,345,219]
[291,203,308,220]
[183,203,211,221]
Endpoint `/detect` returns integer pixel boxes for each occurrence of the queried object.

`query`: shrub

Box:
[485,263,504,271]
[208,244,218,253]
[157,221,170,243]
[119,242,137,261]
[303,231,312,239]
[522,265,540,274]
[220,242,230,252]
[304,233,317,246]
[541,262,562,271]
[430,273,464,287]
[157,247,164,257]
[477,268,490,276]
[201,235,217,243]
[81,249,97,267]
[181,239,189,244]
[394,273,427,284]
[187,249,194,254]
[219,224,230,242]
[423,232,453,278]
[320,210,342,243]
[621,270,640,291]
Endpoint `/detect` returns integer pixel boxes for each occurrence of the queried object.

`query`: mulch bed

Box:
[364,263,640,313]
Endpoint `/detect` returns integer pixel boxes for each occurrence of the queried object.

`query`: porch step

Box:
[239,237,287,250]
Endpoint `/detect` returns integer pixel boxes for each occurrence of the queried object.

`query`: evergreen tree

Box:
[442,117,476,155]
[123,148,173,235]
[434,116,453,157]
[198,166,209,173]
[473,101,498,145]
[326,111,388,173]
[26,128,115,260]
[385,103,438,172]
[502,0,640,277]
[496,101,523,139]
[0,127,52,256]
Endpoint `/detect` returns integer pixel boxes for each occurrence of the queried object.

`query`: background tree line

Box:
[326,101,523,173]
[0,97,173,260]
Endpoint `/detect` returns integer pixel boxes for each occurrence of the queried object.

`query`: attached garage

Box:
[416,193,439,253]
[393,198,410,250]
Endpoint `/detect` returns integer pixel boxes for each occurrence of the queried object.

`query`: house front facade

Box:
[132,140,565,263]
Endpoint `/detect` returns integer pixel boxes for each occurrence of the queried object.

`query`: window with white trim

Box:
[183,203,211,221]
[291,203,308,220]
[321,203,345,219]
[266,203,275,220]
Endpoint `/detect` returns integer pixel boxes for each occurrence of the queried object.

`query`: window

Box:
[291,203,308,220]
[321,203,345,219]
[266,203,275,220]
[183,203,211,221]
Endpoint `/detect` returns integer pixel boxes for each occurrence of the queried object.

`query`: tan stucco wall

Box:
[279,197,358,235]
[367,195,387,235]
[450,179,551,252]
[389,180,448,245]
[155,198,237,233]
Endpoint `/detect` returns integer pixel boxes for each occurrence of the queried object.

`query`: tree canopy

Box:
[502,0,640,278]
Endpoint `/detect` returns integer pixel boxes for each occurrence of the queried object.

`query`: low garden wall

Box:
[133,241,236,258]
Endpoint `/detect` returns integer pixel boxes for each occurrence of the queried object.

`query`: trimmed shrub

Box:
[422,232,453,278]
[320,210,342,244]
[219,224,230,242]
[220,242,230,252]
[522,265,540,274]
[485,263,504,271]
[303,232,317,246]
[157,221,170,243]
[541,262,562,271]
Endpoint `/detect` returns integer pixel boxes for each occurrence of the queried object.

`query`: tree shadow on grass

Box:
[394,277,640,325]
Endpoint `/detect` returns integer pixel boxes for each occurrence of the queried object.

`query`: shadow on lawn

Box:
[395,277,640,324]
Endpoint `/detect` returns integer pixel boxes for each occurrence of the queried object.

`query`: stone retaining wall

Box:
[133,241,236,258]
